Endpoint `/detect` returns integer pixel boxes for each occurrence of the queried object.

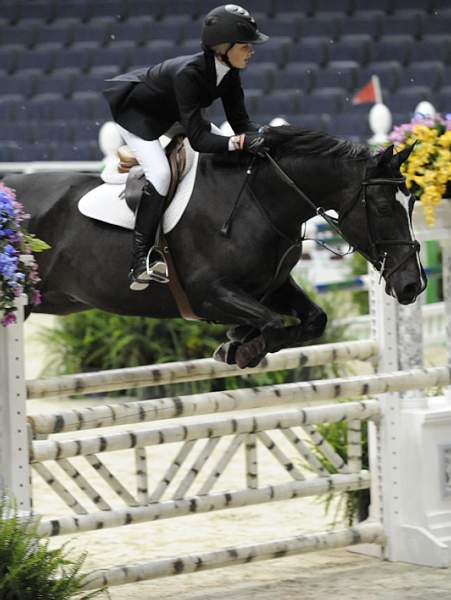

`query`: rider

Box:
[104,4,270,291]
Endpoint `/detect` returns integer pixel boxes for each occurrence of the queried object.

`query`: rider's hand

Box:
[240,131,269,156]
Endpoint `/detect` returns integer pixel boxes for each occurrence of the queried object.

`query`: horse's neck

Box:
[251,156,355,238]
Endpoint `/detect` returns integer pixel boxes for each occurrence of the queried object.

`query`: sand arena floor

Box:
[24,314,451,600]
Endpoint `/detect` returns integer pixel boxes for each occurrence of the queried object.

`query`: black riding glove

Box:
[241,130,269,156]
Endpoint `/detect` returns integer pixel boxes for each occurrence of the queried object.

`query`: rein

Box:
[263,151,421,283]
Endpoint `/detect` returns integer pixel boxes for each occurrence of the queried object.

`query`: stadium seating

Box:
[0,0,449,161]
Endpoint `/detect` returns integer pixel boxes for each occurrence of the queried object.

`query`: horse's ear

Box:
[377,144,394,165]
[390,142,416,171]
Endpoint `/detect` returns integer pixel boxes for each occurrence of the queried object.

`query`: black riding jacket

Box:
[103,49,258,152]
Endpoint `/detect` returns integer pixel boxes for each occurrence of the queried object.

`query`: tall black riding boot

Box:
[129,181,168,291]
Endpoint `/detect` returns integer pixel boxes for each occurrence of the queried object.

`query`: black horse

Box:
[4,126,426,369]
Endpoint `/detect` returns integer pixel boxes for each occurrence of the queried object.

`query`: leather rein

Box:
[262,151,423,284]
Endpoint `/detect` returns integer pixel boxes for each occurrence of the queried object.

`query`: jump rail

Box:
[1,221,451,589]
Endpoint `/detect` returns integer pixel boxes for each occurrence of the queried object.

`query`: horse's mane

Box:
[264,125,371,161]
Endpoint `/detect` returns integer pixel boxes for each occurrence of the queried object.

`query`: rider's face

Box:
[227,43,254,69]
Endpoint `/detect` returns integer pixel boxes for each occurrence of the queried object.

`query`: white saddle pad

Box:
[78,139,199,234]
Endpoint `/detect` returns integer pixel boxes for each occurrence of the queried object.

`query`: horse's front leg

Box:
[201,280,284,369]
[264,276,328,351]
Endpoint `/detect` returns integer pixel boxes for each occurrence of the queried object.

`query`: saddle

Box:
[117,135,199,321]
[117,134,187,212]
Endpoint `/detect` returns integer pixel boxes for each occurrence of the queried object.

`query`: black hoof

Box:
[235,335,266,369]
[213,341,240,365]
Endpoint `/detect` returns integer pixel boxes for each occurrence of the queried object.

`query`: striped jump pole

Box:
[26,339,378,400]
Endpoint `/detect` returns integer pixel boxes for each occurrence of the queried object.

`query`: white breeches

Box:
[117,124,171,196]
[117,123,227,196]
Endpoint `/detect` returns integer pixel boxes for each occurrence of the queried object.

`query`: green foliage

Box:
[308,416,370,526]
[0,496,105,600]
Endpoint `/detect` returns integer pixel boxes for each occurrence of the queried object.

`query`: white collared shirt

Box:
[214,56,230,86]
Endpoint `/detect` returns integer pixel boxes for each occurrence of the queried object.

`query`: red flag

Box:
[352,75,382,105]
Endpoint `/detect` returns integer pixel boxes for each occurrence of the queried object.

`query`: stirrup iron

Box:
[146,247,169,284]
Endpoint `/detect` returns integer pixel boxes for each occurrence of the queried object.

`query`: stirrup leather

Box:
[146,246,169,284]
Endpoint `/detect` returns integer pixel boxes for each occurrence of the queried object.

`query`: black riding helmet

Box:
[201,4,269,48]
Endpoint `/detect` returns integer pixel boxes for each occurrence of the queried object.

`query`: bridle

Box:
[263,151,425,287]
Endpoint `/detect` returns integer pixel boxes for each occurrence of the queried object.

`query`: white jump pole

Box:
[0,297,32,511]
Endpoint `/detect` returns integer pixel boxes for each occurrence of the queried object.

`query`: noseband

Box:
[264,152,423,285]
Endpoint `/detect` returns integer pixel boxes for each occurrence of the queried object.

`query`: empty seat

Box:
[256,90,302,115]
[329,34,372,64]
[410,35,451,63]
[0,23,38,47]
[26,93,64,120]
[316,0,353,13]
[388,86,433,113]
[201,0,272,16]
[379,13,422,37]
[420,10,451,36]
[15,44,59,74]
[19,1,55,22]
[129,41,179,68]
[272,62,318,93]
[75,72,115,93]
[391,0,438,12]
[272,0,316,17]
[33,19,79,47]
[241,63,276,94]
[152,16,190,45]
[302,87,346,113]
[52,0,91,21]
[288,37,329,66]
[399,61,444,91]
[90,41,135,71]
[110,16,154,45]
[71,18,116,46]
[88,0,127,20]
[251,14,301,40]
[73,120,101,141]
[53,43,97,71]
[2,76,35,98]
[301,13,343,40]
[370,35,413,64]
[163,0,202,18]
[0,122,34,144]
[1,2,21,24]
[0,96,22,119]
[20,142,55,162]
[329,113,371,138]
[127,0,164,20]
[33,72,75,97]
[354,0,392,13]
[435,86,451,113]
[251,36,292,67]
[30,121,75,144]
[0,45,23,74]
[357,61,403,93]
[339,12,383,38]
[55,141,100,161]
[314,60,358,91]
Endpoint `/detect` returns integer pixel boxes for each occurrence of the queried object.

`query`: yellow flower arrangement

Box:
[389,114,451,226]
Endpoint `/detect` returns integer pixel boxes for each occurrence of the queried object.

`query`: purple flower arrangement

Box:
[0,183,45,326]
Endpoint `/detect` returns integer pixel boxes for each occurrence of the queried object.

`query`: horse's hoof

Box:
[213,341,240,365]
[235,336,266,369]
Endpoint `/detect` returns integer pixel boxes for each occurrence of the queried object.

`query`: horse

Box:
[3,126,426,369]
